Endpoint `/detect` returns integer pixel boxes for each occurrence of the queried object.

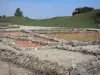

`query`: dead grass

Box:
[50,32,100,41]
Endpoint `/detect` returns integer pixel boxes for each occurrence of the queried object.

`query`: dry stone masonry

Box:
[0,24,100,75]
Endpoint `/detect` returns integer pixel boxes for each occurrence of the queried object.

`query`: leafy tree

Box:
[25,16,29,19]
[2,15,6,18]
[14,8,23,17]
[0,16,2,18]
[72,7,95,16]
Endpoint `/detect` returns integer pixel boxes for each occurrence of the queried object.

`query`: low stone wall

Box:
[0,48,69,75]
[71,58,100,75]
[55,44,100,56]
[29,28,100,34]
[0,48,100,75]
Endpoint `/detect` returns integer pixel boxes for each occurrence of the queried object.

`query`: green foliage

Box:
[2,15,6,18]
[0,9,100,28]
[25,16,29,19]
[0,15,6,18]
[0,16,2,18]
[14,8,23,17]
[73,7,95,15]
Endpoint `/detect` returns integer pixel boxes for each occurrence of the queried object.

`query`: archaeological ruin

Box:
[0,23,100,75]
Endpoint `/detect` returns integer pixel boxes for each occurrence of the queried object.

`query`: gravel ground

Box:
[0,42,34,75]
[22,49,95,69]
[0,42,16,50]
[1,25,100,74]
[5,25,57,30]
[0,59,33,75]
[0,41,96,74]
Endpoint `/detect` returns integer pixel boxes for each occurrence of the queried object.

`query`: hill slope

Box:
[0,9,100,28]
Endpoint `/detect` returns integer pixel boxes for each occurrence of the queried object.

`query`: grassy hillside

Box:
[0,9,100,28]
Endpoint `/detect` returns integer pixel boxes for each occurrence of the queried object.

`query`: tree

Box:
[72,7,95,16]
[14,8,23,17]
[0,16,2,18]
[25,16,29,19]
[2,15,6,18]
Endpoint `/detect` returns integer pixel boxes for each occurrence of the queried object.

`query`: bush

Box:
[0,16,2,18]
[72,7,95,16]
[2,15,6,18]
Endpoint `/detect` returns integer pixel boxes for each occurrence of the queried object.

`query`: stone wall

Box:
[0,48,69,75]
[0,48,100,75]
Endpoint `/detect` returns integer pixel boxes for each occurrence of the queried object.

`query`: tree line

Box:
[0,6,99,17]
[0,15,6,18]
[72,6,100,25]
[0,7,100,24]
[72,6,95,15]
[13,7,96,17]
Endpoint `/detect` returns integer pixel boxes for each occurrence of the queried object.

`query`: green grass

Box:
[0,9,100,28]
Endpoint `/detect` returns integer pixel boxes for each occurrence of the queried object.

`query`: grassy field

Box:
[0,9,100,28]
[50,32,100,41]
